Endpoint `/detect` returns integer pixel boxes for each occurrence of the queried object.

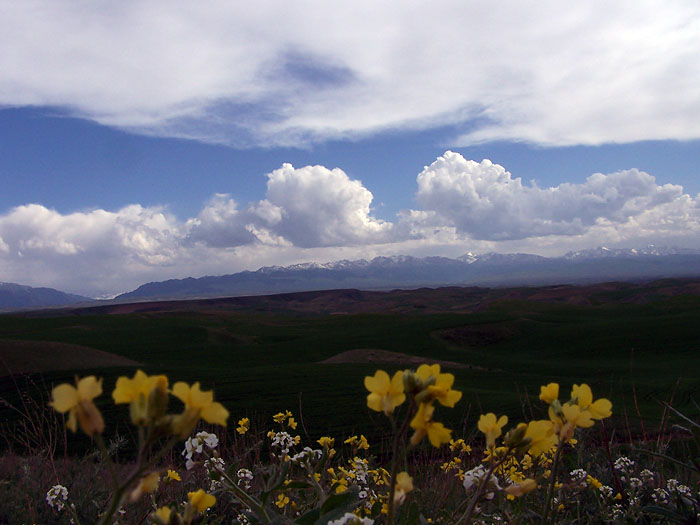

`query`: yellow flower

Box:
[554,403,594,441]
[171,382,229,437]
[364,370,406,416]
[478,413,508,449]
[504,478,537,497]
[273,412,287,424]
[287,417,298,429]
[129,472,160,502]
[237,417,250,434]
[50,376,104,436]
[571,384,612,419]
[112,370,168,426]
[275,493,290,508]
[393,471,413,504]
[154,506,172,523]
[415,364,462,407]
[525,420,557,456]
[188,489,216,512]
[410,403,452,447]
[166,469,181,482]
[318,436,335,448]
[539,383,559,404]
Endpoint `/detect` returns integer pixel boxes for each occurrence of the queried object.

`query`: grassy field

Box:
[2,285,700,447]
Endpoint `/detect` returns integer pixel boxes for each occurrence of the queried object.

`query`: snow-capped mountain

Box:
[116,246,700,301]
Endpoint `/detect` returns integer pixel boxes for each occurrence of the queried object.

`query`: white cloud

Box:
[414,151,688,240]
[1,1,699,146]
[258,163,393,247]
[187,163,393,248]
[1,155,700,296]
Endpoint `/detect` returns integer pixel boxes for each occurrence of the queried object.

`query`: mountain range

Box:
[3,245,700,309]
[0,282,90,310]
[116,245,700,302]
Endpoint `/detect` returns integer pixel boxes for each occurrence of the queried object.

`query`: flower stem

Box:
[386,402,415,525]
[541,438,564,524]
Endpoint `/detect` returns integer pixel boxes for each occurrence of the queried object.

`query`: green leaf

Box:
[406,501,420,525]
[294,509,320,525]
[642,505,685,522]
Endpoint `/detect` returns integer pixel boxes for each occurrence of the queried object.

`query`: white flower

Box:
[197,431,219,450]
[652,488,669,504]
[327,513,374,525]
[46,484,69,511]
[599,485,614,498]
[205,457,226,473]
[614,456,635,471]
[463,465,487,491]
[237,468,254,490]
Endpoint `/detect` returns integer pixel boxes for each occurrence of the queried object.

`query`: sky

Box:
[1,1,700,298]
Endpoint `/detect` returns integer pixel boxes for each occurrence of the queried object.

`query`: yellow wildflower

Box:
[478,413,508,449]
[166,469,181,482]
[275,494,290,508]
[393,471,413,504]
[171,382,229,438]
[318,436,335,448]
[188,489,216,512]
[539,383,559,404]
[112,370,168,426]
[571,384,612,419]
[154,507,171,523]
[273,412,287,424]
[237,417,250,434]
[504,478,537,497]
[50,375,104,436]
[558,403,594,440]
[415,364,462,407]
[129,472,160,502]
[364,370,405,416]
[410,403,452,447]
[525,419,557,456]
[287,417,298,429]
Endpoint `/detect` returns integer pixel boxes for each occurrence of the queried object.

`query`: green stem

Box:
[97,435,180,525]
[541,438,564,524]
[202,450,270,523]
[95,433,118,488]
[386,401,415,525]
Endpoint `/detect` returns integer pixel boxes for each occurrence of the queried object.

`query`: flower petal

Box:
[51,384,78,413]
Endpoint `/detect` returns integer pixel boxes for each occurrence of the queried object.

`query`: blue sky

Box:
[1,1,699,297]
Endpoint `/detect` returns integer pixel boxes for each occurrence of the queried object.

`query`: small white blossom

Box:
[237,468,254,490]
[599,485,614,498]
[640,469,655,482]
[570,469,588,487]
[614,456,635,471]
[652,488,669,504]
[327,513,374,525]
[205,457,226,473]
[46,484,69,511]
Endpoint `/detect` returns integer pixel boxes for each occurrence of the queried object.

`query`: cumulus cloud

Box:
[187,163,393,248]
[1,2,699,146]
[1,155,700,296]
[414,151,689,240]
[0,204,182,294]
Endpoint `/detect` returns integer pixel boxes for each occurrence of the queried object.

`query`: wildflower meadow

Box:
[2,362,699,524]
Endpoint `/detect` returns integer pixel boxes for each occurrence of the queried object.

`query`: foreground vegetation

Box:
[1,364,699,524]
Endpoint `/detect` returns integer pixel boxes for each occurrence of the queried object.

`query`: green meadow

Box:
[2,285,700,445]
